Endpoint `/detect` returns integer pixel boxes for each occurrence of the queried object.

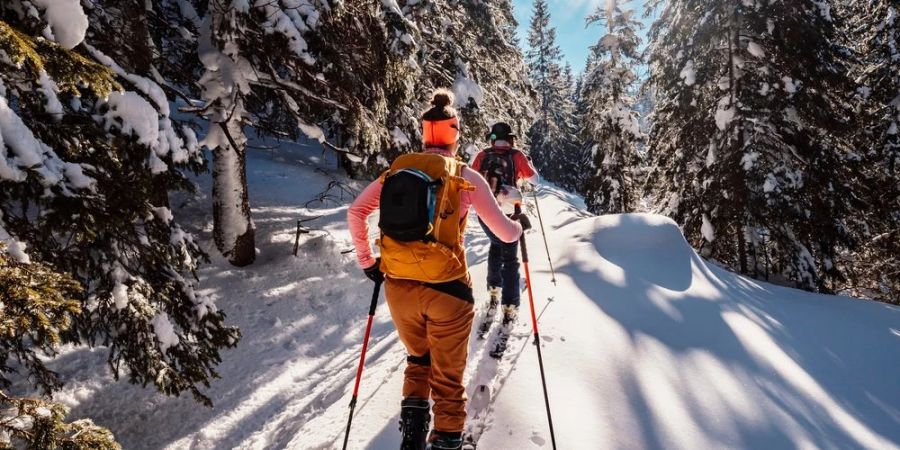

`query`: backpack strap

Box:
[502,150,516,178]
[431,158,474,243]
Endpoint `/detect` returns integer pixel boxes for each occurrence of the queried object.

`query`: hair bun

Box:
[431,89,455,108]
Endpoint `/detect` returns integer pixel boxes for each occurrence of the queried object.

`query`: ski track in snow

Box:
[11,136,900,450]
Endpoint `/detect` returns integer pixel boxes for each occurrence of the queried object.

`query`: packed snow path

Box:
[21,141,900,449]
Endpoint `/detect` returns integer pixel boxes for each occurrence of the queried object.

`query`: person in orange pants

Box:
[386,278,475,434]
[347,89,526,449]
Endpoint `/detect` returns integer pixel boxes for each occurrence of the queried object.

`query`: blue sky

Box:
[511,0,651,75]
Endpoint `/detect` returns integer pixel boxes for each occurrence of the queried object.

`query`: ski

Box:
[423,434,475,450]
[488,327,511,359]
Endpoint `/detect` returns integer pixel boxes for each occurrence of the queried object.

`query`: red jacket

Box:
[470,144,539,184]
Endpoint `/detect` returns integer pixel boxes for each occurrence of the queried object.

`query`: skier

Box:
[470,122,539,331]
[347,89,527,450]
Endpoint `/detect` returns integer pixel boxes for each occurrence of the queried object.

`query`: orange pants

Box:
[384,277,475,433]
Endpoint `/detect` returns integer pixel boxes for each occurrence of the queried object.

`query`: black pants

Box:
[478,218,520,307]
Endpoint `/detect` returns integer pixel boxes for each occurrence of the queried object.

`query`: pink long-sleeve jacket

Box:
[347,148,523,269]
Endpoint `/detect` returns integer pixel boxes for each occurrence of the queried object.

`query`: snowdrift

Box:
[15,143,899,450]
[478,210,900,450]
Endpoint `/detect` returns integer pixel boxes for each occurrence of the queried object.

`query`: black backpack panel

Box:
[378,169,442,242]
[479,150,517,196]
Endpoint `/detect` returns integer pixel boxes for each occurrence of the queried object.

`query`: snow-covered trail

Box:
[20,141,900,450]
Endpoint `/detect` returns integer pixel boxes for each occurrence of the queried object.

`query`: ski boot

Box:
[428,431,464,450]
[400,397,431,450]
[488,286,500,309]
[477,287,501,338]
[501,304,518,327]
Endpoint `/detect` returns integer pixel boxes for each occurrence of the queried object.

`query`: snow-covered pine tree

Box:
[645,0,859,292]
[840,0,900,302]
[525,0,577,186]
[192,0,535,181]
[1,250,120,449]
[554,63,587,192]
[580,0,643,214]
[413,0,536,160]
[0,1,238,406]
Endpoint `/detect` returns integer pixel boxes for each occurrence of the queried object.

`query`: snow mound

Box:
[491,206,900,450]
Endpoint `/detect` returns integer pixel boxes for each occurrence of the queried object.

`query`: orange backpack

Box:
[376,152,475,283]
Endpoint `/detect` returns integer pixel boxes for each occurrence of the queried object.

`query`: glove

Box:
[513,213,532,231]
[497,185,523,205]
[364,258,384,283]
[497,186,523,215]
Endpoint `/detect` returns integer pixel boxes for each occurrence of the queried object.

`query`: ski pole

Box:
[517,206,557,450]
[342,280,382,450]
[531,187,556,285]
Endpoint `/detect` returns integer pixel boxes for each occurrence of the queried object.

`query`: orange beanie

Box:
[422,89,460,146]
[422,117,460,146]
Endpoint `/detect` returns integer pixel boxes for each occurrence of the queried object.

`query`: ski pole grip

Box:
[514,203,529,263]
[368,281,381,316]
[519,234,529,263]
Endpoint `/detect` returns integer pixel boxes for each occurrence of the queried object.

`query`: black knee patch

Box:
[407,352,431,366]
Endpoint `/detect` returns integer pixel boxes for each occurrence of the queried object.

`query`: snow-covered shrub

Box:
[0,390,119,450]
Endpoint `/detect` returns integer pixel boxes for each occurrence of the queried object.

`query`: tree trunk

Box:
[212,121,256,267]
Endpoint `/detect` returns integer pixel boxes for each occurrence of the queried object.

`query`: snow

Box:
[111,283,129,310]
[782,76,799,94]
[37,71,63,120]
[152,313,180,353]
[813,0,833,22]
[763,173,778,193]
[0,91,88,189]
[747,41,765,58]
[32,0,89,49]
[609,103,642,138]
[741,151,759,170]
[679,60,696,86]
[63,163,95,189]
[10,136,900,450]
[0,213,30,264]
[253,1,320,65]
[701,213,715,242]
[103,92,161,147]
[452,75,485,107]
[87,45,200,168]
[390,126,411,147]
[0,95,44,181]
[296,119,326,143]
[857,86,872,99]
[715,99,736,131]
[153,207,174,223]
[705,142,716,167]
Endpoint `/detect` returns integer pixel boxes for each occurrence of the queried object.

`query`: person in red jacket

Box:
[470,122,539,328]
